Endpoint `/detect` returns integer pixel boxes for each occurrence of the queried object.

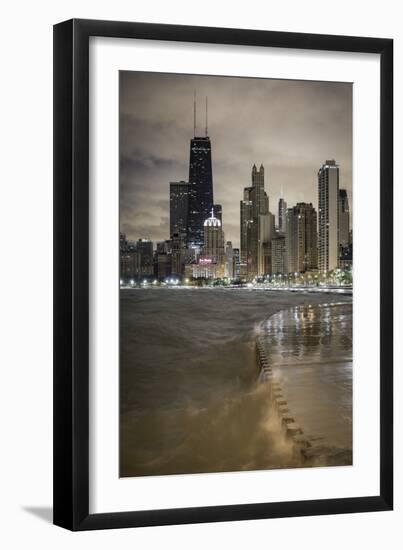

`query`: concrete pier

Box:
[257,302,352,466]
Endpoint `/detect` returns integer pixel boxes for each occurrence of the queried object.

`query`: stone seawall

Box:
[256,303,353,467]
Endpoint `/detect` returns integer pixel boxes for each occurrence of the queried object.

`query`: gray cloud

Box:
[120,71,352,248]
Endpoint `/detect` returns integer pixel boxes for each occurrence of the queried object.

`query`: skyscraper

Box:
[225,241,234,279]
[120,233,138,280]
[240,164,272,280]
[232,248,240,279]
[272,234,286,274]
[120,238,155,280]
[189,209,225,279]
[186,98,214,248]
[338,189,350,248]
[171,232,186,278]
[170,181,190,238]
[278,198,287,233]
[258,211,275,275]
[285,203,318,273]
[203,208,225,263]
[136,239,154,276]
[318,160,339,272]
[240,194,253,279]
[155,252,171,280]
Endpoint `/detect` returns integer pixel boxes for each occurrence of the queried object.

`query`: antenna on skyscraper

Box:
[193,90,197,136]
[205,96,208,136]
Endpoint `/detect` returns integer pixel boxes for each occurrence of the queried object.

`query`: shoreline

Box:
[120,285,353,295]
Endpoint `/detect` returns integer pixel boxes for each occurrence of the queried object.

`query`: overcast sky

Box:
[120,71,352,248]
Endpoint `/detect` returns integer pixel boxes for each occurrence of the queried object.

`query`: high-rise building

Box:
[285,203,318,273]
[225,241,234,279]
[120,253,139,280]
[203,209,225,262]
[318,160,339,272]
[156,253,171,280]
[187,209,225,280]
[232,248,240,279]
[171,232,186,278]
[170,181,190,238]
[189,209,225,279]
[136,239,154,277]
[120,232,127,254]
[278,198,287,233]
[187,136,214,247]
[272,234,286,274]
[120,233,138,280]
[338,189,350,248]
[119,237,154,280]
[258,211,275,275]
[240,194,254,280]
[240,164,273,280]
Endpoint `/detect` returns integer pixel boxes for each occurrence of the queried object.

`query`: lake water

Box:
[120,288,352,477]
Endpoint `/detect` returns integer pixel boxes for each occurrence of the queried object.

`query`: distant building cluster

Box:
[120,99,352,284]
[239,159,352,281]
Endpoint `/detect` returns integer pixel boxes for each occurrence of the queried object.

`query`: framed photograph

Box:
[53,19,393,530]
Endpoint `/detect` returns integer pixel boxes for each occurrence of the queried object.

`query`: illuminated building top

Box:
[204,208,221,227]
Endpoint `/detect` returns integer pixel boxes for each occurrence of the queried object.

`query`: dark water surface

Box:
[120,288,352,477]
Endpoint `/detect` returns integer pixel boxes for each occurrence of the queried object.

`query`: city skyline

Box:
[120,71,352,248]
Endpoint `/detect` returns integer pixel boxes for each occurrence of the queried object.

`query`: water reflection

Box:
[262,303,352,365]
[260,303,352,454]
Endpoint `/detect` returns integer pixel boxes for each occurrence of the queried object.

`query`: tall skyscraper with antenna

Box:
[186,93,214,248]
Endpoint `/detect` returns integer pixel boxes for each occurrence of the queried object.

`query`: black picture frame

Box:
[53,18,393,531]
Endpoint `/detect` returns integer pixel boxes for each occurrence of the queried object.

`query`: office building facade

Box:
[187,136,214,247]
[318,159,339,272]
[278,198,287,233]
[225,241,234,279]
[338,189,350,249]
[170,181,190,238]
[272,234,286,274]
[286,203,318,273]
